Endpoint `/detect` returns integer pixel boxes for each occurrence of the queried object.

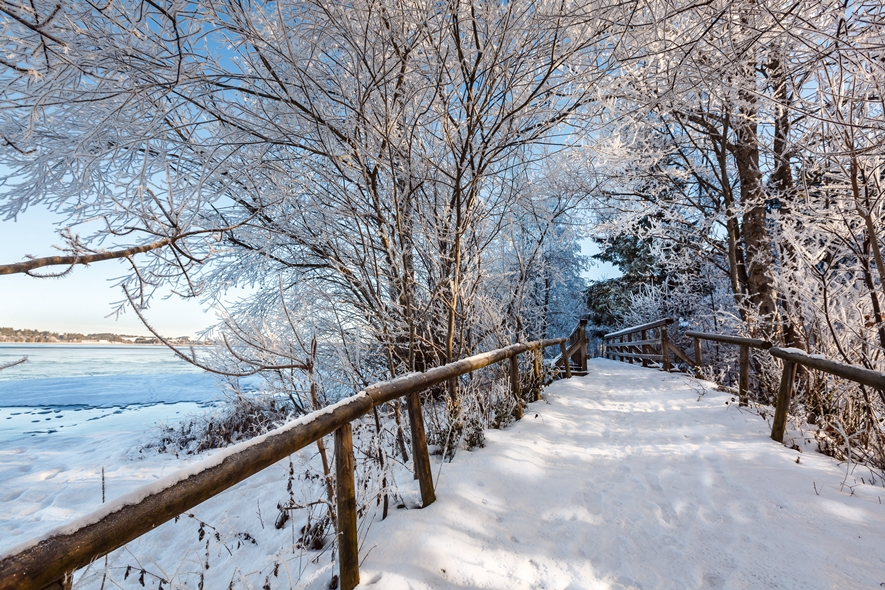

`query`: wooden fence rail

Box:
[606,319,885,446]
[768,347,885,442]
[554,319,588,376]
[685,330,771,406]
[603,318,693,372]
[0,338,566,590]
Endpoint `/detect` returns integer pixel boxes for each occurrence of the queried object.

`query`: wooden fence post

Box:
[626,332,633,364]
[579,320,588,372]
[510,354,523,419]
[532,348,542,401]
[335,424,359,590]
[405,392,436,507]
[738,344,750,406]
[660,325,671,372]
[641,330,649,367]
[40,574,72,590]
[559,341,572,379]
[693,337,702,369]
[771,361,797,442]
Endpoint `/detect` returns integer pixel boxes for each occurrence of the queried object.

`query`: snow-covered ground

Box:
[359,360,885,589]
[2,359,885,589]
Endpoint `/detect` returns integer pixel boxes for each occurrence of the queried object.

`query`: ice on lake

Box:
[0,343,207,381]
[0,344,223,443]
[0,372,218,406]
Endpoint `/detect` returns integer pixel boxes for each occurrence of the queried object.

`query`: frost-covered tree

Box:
[0,0,622,404]
[583,0,885,468]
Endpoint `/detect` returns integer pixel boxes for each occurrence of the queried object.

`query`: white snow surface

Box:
[777,347,806,355]
[358,360,885,589]
[2,359,884,589]
[2,393,370,556]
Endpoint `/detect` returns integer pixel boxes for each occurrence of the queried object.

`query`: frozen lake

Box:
[0,343,206,381]
[0,344,221,442]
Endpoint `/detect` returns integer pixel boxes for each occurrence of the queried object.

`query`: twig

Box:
[0,356,28,371]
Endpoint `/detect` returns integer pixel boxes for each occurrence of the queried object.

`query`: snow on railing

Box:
[0,338,567,590]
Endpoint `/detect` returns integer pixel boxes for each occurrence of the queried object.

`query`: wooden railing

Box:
[605,319,885,446]
[685,331,771,405]
[555,319,588,376]
[603,318,693,371]
[768,347,885,443]
[0,338,567,590]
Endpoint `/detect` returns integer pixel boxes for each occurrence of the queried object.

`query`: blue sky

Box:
[0,208,212,337]
[0,208,620,337]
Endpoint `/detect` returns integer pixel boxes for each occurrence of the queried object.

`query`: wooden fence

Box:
[768,347,885,442]
[0,338,567,590]
[555,319,588,376]
[685,330,771,405]
[602,318,693,372]
[604,319,885,445]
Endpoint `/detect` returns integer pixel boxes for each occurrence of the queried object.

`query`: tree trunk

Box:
[734,100,778,338]
[714,125,750,317]
[861,234,885,351]
[769,54,801,348]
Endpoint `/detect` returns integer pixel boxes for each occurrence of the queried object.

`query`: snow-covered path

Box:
[357,359,885,590]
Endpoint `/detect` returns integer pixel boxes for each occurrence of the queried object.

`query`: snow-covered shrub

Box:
[147,393,297,455]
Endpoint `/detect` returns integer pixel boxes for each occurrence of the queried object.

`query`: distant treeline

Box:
[0,327,203,345]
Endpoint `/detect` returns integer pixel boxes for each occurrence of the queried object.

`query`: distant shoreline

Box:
[0,327,207,346]
[4,342,170,346]
[0,342,210,347]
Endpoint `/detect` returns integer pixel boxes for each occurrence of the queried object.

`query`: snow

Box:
[0,403,211,548]
[357,360,885,589]
[3,392,370,557]
[2,359,885,589]
[777,347,806,355]
[0,402,216,444]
